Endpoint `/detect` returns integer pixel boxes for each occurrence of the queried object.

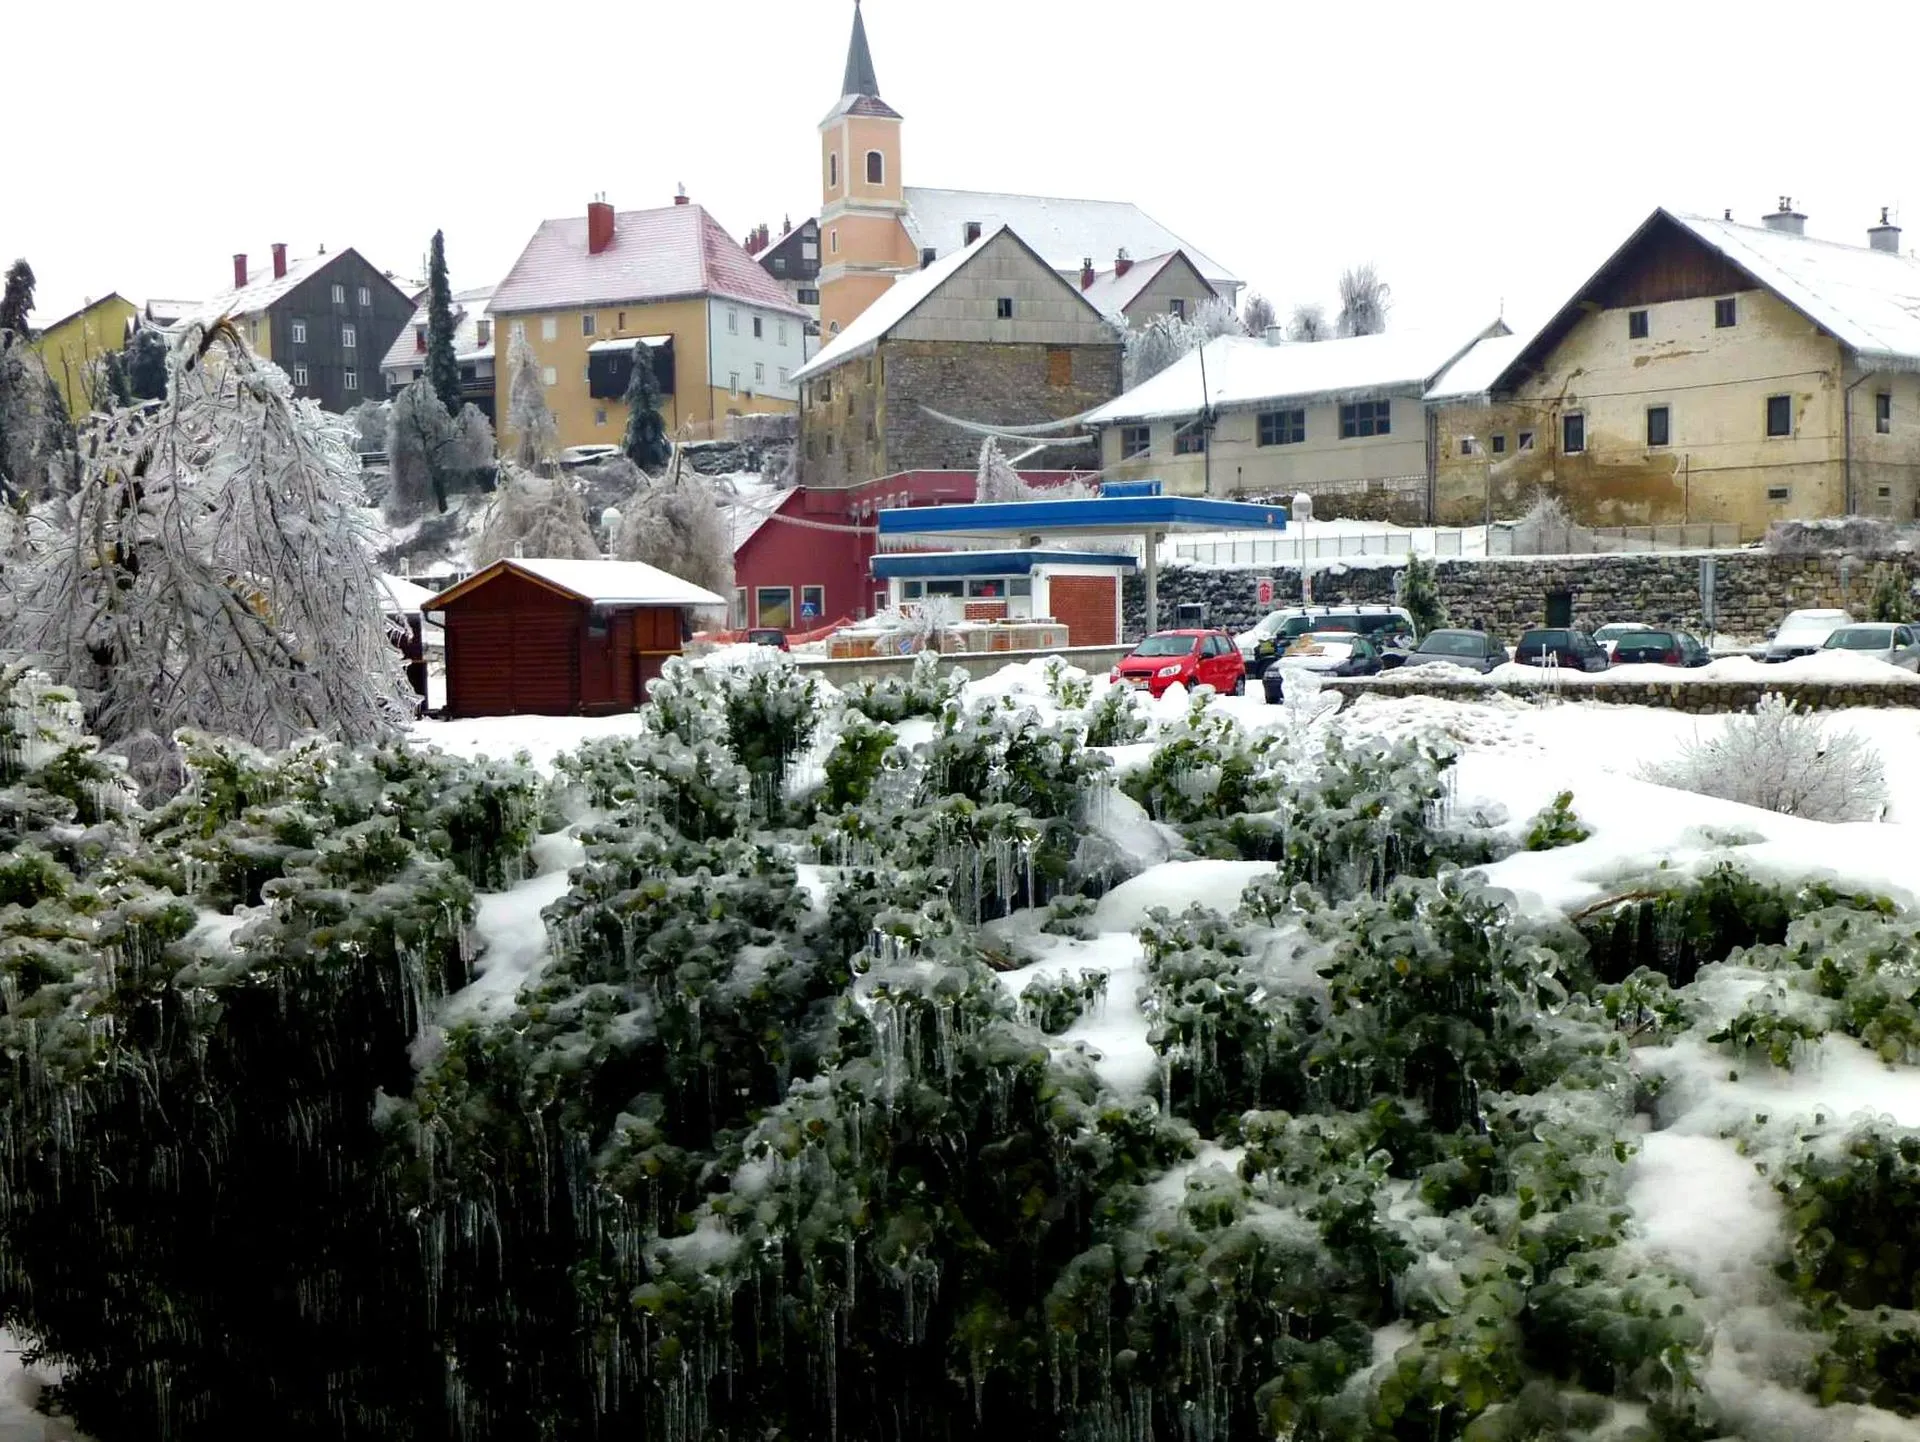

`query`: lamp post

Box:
[1292,491,1314,603]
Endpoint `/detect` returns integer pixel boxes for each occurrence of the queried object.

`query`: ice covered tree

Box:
[1192,294,1245,340]
[0,258,34,336]
[506,328,556,470]
[385,378,493,519]
[621,347,671,470]
[974,436,1028,501]
[1242,292,1276,336]
[1643,695,1887,822]
[1288,302,1328,342]
[424,230,462,417]
[0,332,67,500]
[1401,550,1447,636]
[349,398,388,453]
[471,462,600,566]
[613,456,733,599]
[1869,562,1914,622]
[5,320,413,753]
[1336,262,1391,337]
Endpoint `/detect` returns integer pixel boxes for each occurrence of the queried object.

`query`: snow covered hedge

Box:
[5,656,1920,1440]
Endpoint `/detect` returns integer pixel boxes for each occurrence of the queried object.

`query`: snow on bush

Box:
[1641,693,1887,822]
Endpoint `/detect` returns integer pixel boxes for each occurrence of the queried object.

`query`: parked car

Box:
[1607,628,1712,667]
[1112,629,1246,697]
[745,628,790,651]
[1513,628,1610,671]
[1821,622,1920,671]
[1592,621,1652,659]
[1237,605,1415,677]
[1262,630,1384,702]
[1762,609,1853,662]
[1398,628,1510,674]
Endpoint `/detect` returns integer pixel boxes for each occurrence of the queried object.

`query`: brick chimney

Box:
[1080,256,1096,291]
[271,242,287,279]
[232,253,248,289]
[674,183,689,206]
[1870,207,1902,253]
[1113,247,1132,279]
[587,196,615,255]
[1762,196,1806,235]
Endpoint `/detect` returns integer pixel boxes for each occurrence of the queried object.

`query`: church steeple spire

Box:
[842,0,881,100]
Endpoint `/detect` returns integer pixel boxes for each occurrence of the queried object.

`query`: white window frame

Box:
[756,586,794,628]
[357,286,371,307]
[292,364,308,386]
[755,361,765,384]
[343,368,358,391]
[291,319,307,344]
[752,316,763,339]
[594,407,608,425]
[331,283,345,304]
[541,316,557,341]
[582,313,596,336]
[511,320,526,341]
[541,365,557,387]
[800,584,826,622]
[778,366,789,384]
[777,319,788,345]
[729,371,740,395]
[341,323,356,349]
[728,308,740,335]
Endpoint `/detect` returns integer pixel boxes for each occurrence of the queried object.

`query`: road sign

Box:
[1256,577,1275,606]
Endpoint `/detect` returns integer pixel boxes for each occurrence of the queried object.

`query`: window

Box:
[1338,400,1391,438]
[728,308,739,335]
[801,241,817,261]
[1121,424,1151,458]
[343,368,358,391]
[331,283,345,304]
[1646,405,1671,447]
[1174,423,1207,455]
[817,379,832,403]
[777,320,787,344]
[1047,348,1072,386]
[459,364,474,380]
[541,317,557,341]
[1562,412,1585,453]
[755,362,765,383]
[582,313,596,336]
[925,580,964,597]
[1491,434,1507,454]
[594,407,607,425]
[477,320,491,347]
[1878,392,1893,434]
[829,321,840,334]
[1767,485,1791,502]
[964,221,982,244]
[799,288,821,306]
[541,366,557,386]
[825,434,834,453]
[1628,309,1649,339]
[920,247,937,268]
[1715,297,1737,328]
[801,584,825,621]
[828,153,838,188]
[757,587,794,630]
[357,286,370,307]
[753,316,763,338]
[414,325,427,352]
[1766,394,1792,437]
[866,150,884,184]
[772,257,787,274]
[778,366,789,383]
[729,371,740,395]
[284,318,304,346]
[292,364,308,386]
[1518,430,1535,450]
[1882,487,1895,500]
[874,591,888,615]
[341,323,356,348]
[996,297,1014,319]
[1258,408,1305,446]
[1169,298,1187,320]
[411,367,422,379]
[511,320,526,341]
[829,230,838,254]
[1460,438,1475,456]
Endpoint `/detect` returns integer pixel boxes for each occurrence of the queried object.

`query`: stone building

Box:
[791,225,1122,488]
[1433,203,1920,538]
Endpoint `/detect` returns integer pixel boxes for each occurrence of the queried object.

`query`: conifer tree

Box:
[1869,563,1914,623]
[0,259,33,336]
[125,327,169,401]
[507,329,556,471]
[1402,550,1447,636]
[424,231,462,416]
[621,347,671,471]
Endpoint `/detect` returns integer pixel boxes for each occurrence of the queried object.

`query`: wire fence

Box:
[1171,522,1746,567]
[1489,523,1743,556]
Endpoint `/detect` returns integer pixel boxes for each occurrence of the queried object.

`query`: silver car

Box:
[1821,622,1920,671]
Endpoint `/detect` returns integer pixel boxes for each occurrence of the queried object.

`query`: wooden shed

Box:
[423,558,723,718]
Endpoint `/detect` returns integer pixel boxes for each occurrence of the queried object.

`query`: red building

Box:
[729,470,1095,632]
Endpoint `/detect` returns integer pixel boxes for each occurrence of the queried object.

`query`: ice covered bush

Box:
[646,651,821,824]
[1641,694,1886,822]
[1524,790,1590,850]
[839,649,962,723]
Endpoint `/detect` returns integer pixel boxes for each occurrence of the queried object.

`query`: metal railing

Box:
[1170,521,1747,568]
[1171,530,1471,567]
[1489,523,1744,556]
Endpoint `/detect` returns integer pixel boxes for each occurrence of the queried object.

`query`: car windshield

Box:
[1418,632,1486,657]
[1131,635,1198,657]
[1778,615,1843,641]
[1519,630,1568,648]
[1277,616,1318,639]
[1613,631,1674,649]
[1825,626,1894,650]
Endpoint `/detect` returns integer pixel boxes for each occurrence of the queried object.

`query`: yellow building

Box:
[1433,204,1920,539]
[31,293,137,417]
[488,196,807,454]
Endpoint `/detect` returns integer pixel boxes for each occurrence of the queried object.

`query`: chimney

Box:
[674,183,689,206]
[587,195,615,255]
[1113,247,1132,279]
[1870,207,1902,254]
[782,214,793,236]
[271,242,287,279]
[1080,256,1096,291]
[1264,324,1284,346]
[232,253,248,289]
[1762,196,1807,235]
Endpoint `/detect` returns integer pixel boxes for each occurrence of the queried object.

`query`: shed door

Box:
[510,611,579,714]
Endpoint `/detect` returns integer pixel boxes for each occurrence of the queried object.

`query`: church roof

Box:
[824,1,901,123]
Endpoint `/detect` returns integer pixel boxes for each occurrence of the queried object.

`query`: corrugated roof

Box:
[791,226,998,382]
[378,285,497,379]
[425,557,724,609]
[1423,331,1532,403]
[488,203,806,318]
[1085,328,1493,426]
[902,187,1239,293]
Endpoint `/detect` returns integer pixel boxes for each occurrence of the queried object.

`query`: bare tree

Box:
[1241,293,1277,336]
[1121,299,1245,389]
[506,328,557,471]
[1288,303,1329,343]
[385,379,494,520]
[1336,264,1391,338]
[472,462,600,566]
[613,454,735,600]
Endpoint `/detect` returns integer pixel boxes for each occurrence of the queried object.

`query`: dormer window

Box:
[866,150,884,184]
[964,221,982,245]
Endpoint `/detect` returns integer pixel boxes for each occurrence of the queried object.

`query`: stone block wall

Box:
[882,339,1122,474]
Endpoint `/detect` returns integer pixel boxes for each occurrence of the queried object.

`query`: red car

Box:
[1110,629,1247,697]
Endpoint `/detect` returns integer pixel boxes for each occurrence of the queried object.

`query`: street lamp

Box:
[1292,491,1314,602]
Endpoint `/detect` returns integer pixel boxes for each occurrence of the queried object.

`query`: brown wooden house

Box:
[423,558,724,718]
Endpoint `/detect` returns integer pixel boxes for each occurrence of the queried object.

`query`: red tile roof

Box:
[489,203,807,318]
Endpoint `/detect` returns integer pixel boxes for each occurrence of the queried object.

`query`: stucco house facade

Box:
[31,293,138,417]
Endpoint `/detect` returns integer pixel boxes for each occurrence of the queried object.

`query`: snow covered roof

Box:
[143,299,199,324]
[586,334,672,353]
[901,188,1239,294]
[791,226,998,382]
[378,286,497,379]
[1423,331,1532,404]
[191,249,404,324]
[377,573,438,613]
[1078,252,1218,321]
[424,558,724,611]
[718,480,794,553]
[488,203,806,318]
[1086,327,1496,426]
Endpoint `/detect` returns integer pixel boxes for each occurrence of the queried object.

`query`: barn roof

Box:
[423,557,725,610]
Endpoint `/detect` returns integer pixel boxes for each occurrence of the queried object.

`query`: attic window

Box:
[1628,309,1649,339]
[1169,298,1187,320]
[1715,297,1737,328]
[964,221,983,245]
[996,297,1014,319]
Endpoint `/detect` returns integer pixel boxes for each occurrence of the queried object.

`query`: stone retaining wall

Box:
[1323,674,1920,713]
[1127,551,1919,641]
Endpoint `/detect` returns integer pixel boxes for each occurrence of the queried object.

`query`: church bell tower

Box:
[818,0,914,339]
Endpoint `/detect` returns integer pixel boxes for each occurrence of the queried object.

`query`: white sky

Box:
[14,0,1920,339]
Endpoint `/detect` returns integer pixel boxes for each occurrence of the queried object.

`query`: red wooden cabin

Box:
[423,558,723,717]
